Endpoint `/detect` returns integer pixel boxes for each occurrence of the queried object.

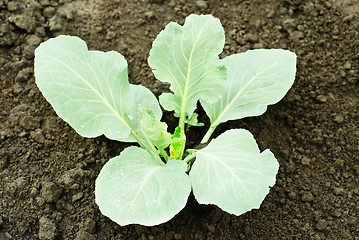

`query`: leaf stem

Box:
[178,108,186,131]
[156,145,169,162]
[178,109,186,159]
[130,131,164,166]
[183,150,198,163]
[177,103,187,160]
[201,124,218,143]
[177,39,198,159]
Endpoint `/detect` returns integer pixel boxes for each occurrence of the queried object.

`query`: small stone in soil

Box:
[58,173,74,186]
[196,0,208,9]
[332,209,341,217]
[12,82,24,95]
[8,14,36,33]
[282,18,296,31]
[15,67,33,82]
[70,183,80,190]
[333,115,344,123]
[7,2,18,11]
[243,33,258,43]
[48,15,63,32]
[315,219,328,231]
[29,187,39,197]
[328,167,336,174]
[333,187,345,196]
[105,31,116,40]
[43,7,56,18]
[290,31,304,40]
[27,35,41,46]
[316,95,327,103]
[354,165,359,175]
[42,181,62,203]
[30,129,46,143]
[174,233,182,239]
[72,192,83,203]
[149,0,165,3]
[165,231,174,240]
[344,62,351,69]
[81,219,96,234]
[288,192,296,199]
[302,192,314,202]
[39,216,58,240]
[20,115,40,130]
[75,230,96,240]
[145,11,155,19]
[253,42,264,48]
[301,156,311,165]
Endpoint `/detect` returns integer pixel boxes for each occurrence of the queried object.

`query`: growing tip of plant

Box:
[169,127,186,160]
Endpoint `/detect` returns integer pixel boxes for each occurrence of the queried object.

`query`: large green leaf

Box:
[201,49,296,137]
[190,129,279,215]
[95,146,191,226]
[148,14,226,118]
[34,35,161,142]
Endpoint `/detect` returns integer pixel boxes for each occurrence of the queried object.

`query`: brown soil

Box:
[0,0,358,239]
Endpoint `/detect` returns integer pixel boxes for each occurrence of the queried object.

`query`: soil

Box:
[0,0,358,239]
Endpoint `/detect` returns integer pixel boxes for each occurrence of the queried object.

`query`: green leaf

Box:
[201,49,296,131]
[148,14,226,118]
[139,108,172,149]
[190,129,279,215]
[95,146,191,226]
[186,113,204,127]
[129,85,162,122]
[170,127,186,159]
[34,35,162,142]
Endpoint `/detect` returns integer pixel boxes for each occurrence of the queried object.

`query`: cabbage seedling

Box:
[34,14,296,226]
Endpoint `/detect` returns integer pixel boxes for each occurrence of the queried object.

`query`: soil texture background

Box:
[0,0,358,239]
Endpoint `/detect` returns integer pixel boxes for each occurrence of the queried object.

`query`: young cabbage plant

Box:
[34,14,296,226]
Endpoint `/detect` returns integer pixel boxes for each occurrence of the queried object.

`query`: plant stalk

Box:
[201,124,217,143]
[183,151,198,163]
[131,131,164,166]
[156,145,169,162]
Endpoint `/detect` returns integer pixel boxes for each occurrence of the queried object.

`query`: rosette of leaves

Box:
[34,14,296,226]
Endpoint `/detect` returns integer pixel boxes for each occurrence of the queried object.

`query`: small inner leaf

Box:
[95,146,191,226]
[170,127,186,160]
[185,113,204,127]
[190,129,279,215]
[139,108,172,149]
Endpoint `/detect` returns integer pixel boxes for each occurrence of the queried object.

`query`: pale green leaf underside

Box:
[148,14,226,117]
[201,49,296,127]
[95,147,191,226]
[190,129,279,215]
[34,35,161,142]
